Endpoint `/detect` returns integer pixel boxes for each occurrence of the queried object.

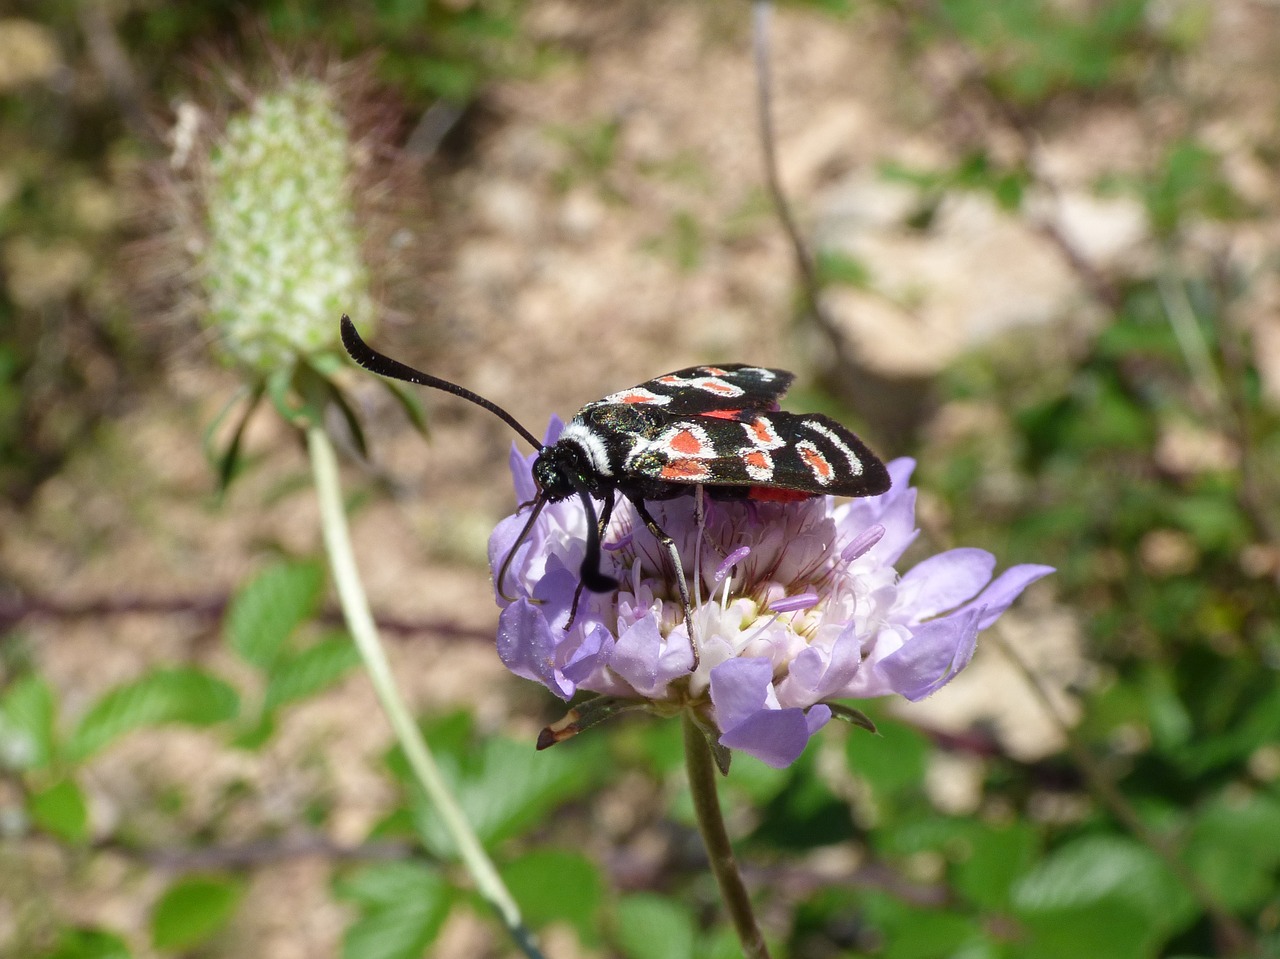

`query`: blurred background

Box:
[1,1,1278,957]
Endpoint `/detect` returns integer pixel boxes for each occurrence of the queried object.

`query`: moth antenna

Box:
[341,316,543,450]
[496,497,548,602]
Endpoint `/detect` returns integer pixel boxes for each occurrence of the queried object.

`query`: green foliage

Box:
[615,894,697,959]
[67,668,240,761]
[29,778,89,843]
[38,928,133,959]
[501,849,604,944]
[0,674,56,770]
[334,863,451,959]
[151,876,245,951]
[226,559,325,669]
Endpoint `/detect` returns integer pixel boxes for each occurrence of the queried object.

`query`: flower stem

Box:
[307,425,544,959]
[681,712,772,959]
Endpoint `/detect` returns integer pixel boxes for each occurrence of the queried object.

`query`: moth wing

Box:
[627,411,890,498]
[588,364,794,417]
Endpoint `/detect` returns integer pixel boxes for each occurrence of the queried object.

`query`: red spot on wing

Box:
[748,486,812,502]
[749,416,777,445]
[618,391,656,404]
[661,458,710,480]
[701,366,729,376]
[743,450,770,471]
[702,379,736,394]
[670,429,707,455]
[701,408,745,420]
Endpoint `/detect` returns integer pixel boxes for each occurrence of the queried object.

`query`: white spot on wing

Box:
[802,420,864,476]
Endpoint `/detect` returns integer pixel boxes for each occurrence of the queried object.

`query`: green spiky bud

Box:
[202,79,371,374]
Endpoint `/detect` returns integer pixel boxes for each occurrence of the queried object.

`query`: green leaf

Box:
[68,668,240,761]
[0,674,56,770]
[501,849,603,944]
[226,560,325,670]
[847,714,929,800]
[1012,835,1195,959]
[415,736,600,853]
[151,876,244,951]
[335,863,450,959]
[951,821,1039,911]
[615,894,696,959]
[1185,791,1280,911]
[40,927,133,959]
[263,634,360,713]
[30,777,89,843]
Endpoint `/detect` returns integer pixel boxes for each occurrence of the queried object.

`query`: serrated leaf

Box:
[615,894,696,959]
[68,668,240,761]
[1012,835,1195,959]
[263,635,360,713]
[30,777,89,843]
[414,736,599,854]
[0,675,56,770]
[502,850,603,944]
[151,876,244,951]
[226,560,325,670]
[335,863,450,959]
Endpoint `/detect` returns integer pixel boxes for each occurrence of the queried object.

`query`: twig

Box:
[95,835,415,872]
[750,2,851,366]
[0,590,493,643]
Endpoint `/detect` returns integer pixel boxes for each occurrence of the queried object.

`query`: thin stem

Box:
[682,713,772,959]
[306,425,545,959]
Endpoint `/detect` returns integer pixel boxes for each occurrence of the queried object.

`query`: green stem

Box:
[682,713,772,959]
[307,425,544,959]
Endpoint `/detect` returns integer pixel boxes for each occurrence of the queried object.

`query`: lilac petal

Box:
[562,625,615,684]
[786,625,862,700]
[841,524,885,562]
[955,564,1056,630]
[497,598,575,700]
[488,512,535,605]
[603,530,633,552]
[508,442,538,504]
[770,591,819,613]
[532,559,581,630]
[806,704,832,738]
[609,615,692,697]
[714,546,752,584]
[708,658,774,731]
[718,707,817,769]
[878,609,980,701]
[542,415,565,446]
[842,458,918,564]
[899,548,996,619]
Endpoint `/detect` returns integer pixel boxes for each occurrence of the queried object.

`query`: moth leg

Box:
[566,488,617,630]
[629,497,700,671]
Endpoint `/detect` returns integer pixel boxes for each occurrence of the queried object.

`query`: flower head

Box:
[200,77,371,374]
[491,419,1053,768]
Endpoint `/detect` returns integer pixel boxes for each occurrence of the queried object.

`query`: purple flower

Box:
[490,421,1053,769]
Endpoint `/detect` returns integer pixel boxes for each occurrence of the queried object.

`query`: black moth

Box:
[339,316,890,666]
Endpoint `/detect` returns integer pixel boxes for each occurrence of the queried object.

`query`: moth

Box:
[340,316,890,663]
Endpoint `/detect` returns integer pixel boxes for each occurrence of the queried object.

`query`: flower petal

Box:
[708,657,774,731]
[782,625,862,703]
[956,564,1056,629]
[610,614,692,698]
[718,707,819,769]
[877,609,980,701]
[899,548,996,620]
[496,598,575,700]
[562,625,614,685]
